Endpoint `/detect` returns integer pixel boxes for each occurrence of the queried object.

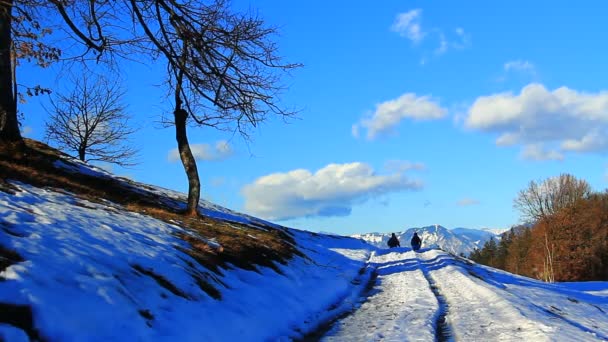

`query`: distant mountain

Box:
[479,227,511,235]
[352,225,499,256]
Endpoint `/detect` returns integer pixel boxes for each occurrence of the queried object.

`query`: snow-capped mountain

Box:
[352,225,499,256]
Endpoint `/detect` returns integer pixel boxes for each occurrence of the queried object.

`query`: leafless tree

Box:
[44,75,137,166]
[1,0,63,144]
[514,173,592,222]
[1,0,23,143]
[2,1,300,216]
[127,0,301,215]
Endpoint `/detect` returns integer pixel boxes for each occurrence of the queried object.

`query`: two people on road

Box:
[387,232,423,251]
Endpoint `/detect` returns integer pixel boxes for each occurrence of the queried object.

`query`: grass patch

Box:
[0,139,305,300]
[194,275,222,300]
[0,245,24,275]
[132,264,189,299]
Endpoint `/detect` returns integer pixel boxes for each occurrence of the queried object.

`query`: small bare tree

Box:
[45,75,138,166]
[514,173,591,222]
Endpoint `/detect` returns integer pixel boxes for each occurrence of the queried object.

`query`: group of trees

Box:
[470,174,608,282]
[1,0,299,216]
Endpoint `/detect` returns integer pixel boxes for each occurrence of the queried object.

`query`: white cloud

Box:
[501,60,536,81]
[496,132,519,146]
[167,140,233,162]
[456,198,480,206]
[210,176,226,187]
[391,11,469,61]
[465,83,608,157]
[351,124,360,139]
[446,27,471,51]
[504,60,535,73]
[242,162,423,220]
[215,140,231,154]
[356,93,447,140]
[384,160,426,173]
[561,130,608,153]
[435,33,448,55]
[391,9,425,43]
[520,144,564,161]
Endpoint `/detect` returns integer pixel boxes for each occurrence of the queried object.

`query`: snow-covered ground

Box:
[321,248,608,341]
[2,162,608,341]
[0,181,374,341]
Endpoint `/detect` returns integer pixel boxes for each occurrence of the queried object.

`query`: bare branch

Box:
[44,74,139,167]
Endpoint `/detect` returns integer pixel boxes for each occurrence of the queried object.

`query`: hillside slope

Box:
[2,141,608,341]
[0,141,375,340]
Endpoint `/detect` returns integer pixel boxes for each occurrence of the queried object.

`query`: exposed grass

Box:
[132,264,190,299]
[0,245,24,275]
[0,139,303,294]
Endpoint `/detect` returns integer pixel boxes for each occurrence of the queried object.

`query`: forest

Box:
[470,173,608,282]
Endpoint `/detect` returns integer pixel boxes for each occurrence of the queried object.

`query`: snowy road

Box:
[319,248,608,342]
[4,168,608,341]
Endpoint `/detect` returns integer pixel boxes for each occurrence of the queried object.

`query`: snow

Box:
[2,166,608,341]
[322,248,437,341]
[0,182,372,340]
[354,225,498,256]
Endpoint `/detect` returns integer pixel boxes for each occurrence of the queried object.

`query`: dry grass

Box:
[0,139,303,300]
[0,245,24,275]
[132,264,190,299]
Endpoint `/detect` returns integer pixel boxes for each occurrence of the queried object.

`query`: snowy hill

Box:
[2,142,608,341]
[353,225,498,256]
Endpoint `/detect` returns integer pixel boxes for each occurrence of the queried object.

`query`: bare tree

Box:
[127,0,301,215]
[1,0,133,144]
[44,75,137,166]
[1,0,22,143]
[1,1,62,144]
[514,173,592,222]
[2,0,300,216]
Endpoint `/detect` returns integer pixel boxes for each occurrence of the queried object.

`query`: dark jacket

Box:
[387,234,400,248]
[411,233,422,248]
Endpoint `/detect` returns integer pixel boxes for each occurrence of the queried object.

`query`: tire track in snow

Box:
[416,251,454,342]
[418,250,559,341]
[313,249,439,341]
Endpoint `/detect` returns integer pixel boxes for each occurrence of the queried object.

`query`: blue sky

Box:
[20,0,608,235]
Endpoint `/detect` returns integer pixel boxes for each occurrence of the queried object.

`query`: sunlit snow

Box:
[1,167,608,341]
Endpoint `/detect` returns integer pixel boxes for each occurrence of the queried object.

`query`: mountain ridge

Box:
[352,224,501,255]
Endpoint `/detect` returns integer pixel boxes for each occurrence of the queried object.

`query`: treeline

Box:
[470,174,608,282]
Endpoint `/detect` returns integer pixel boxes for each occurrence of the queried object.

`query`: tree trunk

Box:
[0,0,22,143]
[174,107,200,217]
[78,146,86,161]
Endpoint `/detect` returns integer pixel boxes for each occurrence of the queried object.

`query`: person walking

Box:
[411,232,422,251]
[387,233,400,248]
